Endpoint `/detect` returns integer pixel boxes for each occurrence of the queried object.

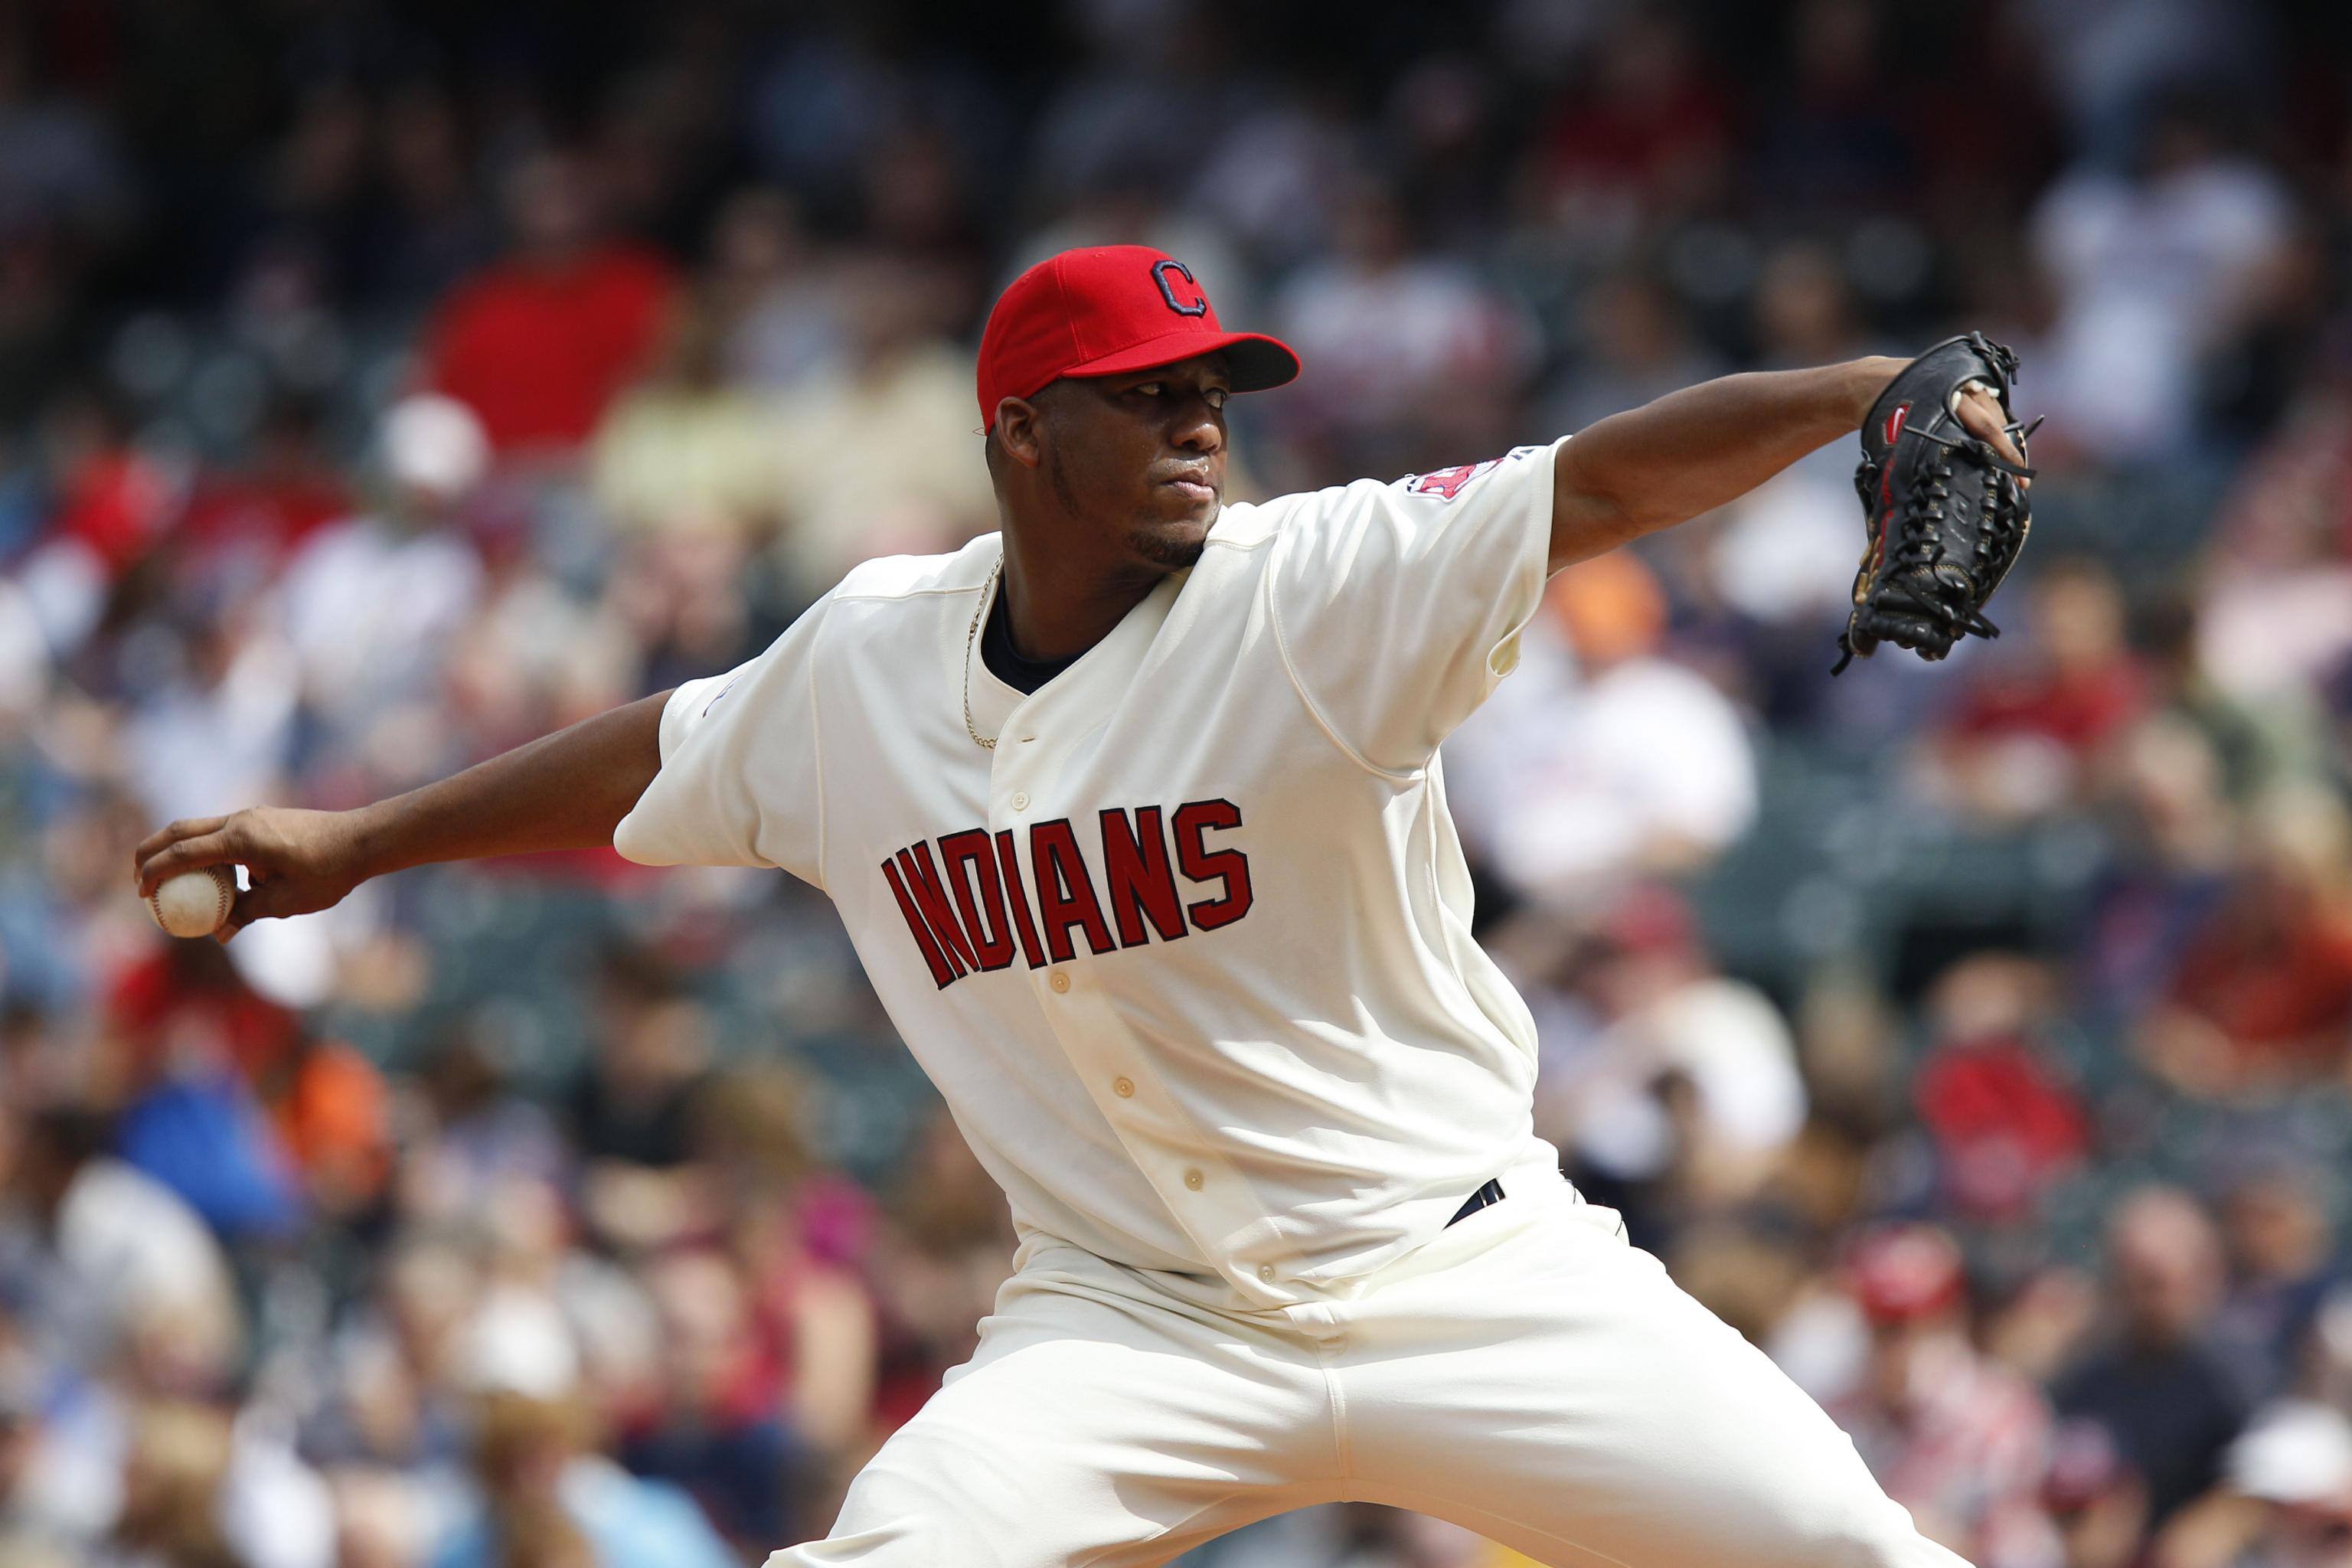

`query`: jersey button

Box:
[1048,970,1070,993]
[1112,1076,1134,1098]
[1011,791,1030,811]
[1258,1265,1276,1283]
[1183,1168,1204,1191]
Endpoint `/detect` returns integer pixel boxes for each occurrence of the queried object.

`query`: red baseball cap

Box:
[1843,1223,1967,1325]
[976,245,1300,430]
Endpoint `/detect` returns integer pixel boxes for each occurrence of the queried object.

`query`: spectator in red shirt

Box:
[1912,955,2090,1224]
[1830,1223,2063,1568]
[178,393,351,564]
[104,934,299,1087]
[1527,10,1732,232]
[1933,558,2153,821]
[422,152,677,457]
[41,386,178,578]
[2138,787,2352,1098]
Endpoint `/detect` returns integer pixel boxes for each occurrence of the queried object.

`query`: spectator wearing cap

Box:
[2163,1401,2352,1568]
[1828,1223,2062,1568]
[273,394,488,783]
[100,939,306,1243]
[2055,1188,2249,1527]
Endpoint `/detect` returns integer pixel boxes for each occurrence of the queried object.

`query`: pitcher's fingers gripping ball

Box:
[1835,332,2041,672]
[149,865,237,938]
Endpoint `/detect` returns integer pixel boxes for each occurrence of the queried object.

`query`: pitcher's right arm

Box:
[132,689,671,940]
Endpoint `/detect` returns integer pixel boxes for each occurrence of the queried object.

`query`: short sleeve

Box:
[613,593,831,886]
[1267,439,1561,773]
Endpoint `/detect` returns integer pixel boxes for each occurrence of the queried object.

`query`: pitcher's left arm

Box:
[1547,356,2026,572]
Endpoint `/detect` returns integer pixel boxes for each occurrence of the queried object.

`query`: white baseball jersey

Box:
[615,438,1567,1308]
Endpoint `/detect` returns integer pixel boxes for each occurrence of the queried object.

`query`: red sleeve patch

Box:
[1403,456,1503,501]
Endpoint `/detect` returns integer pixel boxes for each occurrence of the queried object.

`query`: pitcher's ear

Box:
[992,397,1047,470]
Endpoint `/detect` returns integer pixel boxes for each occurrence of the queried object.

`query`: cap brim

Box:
[1059,329,1301,395]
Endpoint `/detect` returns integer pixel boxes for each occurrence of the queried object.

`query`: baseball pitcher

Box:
[137,247,2034,1566]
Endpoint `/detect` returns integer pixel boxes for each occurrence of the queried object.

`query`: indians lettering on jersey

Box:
[880,801,1253,988]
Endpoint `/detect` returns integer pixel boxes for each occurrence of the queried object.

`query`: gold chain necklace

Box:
[962,558,1002,750]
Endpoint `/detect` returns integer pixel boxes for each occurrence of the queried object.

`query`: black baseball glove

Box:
[1833,333,2039,673]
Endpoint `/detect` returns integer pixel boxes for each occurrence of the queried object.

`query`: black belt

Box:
[1446,1178,1506,1227]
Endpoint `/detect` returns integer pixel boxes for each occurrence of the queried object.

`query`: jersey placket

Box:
[978,578,1301,1307]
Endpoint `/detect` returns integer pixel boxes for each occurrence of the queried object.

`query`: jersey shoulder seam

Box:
[828,541,998,606]
[1263,532,1423,786]
[1202,501,1282,552]
[830,581,985,605]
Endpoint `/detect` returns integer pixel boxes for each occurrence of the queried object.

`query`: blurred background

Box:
[2,0,2351,1564]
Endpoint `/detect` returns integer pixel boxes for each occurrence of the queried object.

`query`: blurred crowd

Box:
[4,1,2352,1565]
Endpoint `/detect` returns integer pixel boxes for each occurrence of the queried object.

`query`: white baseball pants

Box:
[776,1174,1972,1568]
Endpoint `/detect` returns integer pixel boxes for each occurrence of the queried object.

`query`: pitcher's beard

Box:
[1132,527,1207,571]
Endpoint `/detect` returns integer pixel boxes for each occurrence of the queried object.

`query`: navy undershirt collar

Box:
[981,587,1080,695]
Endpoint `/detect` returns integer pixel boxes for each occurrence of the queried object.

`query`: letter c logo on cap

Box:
[1153,260,1208,317]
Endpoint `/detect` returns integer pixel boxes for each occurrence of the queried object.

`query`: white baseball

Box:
[149,865,239,938]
